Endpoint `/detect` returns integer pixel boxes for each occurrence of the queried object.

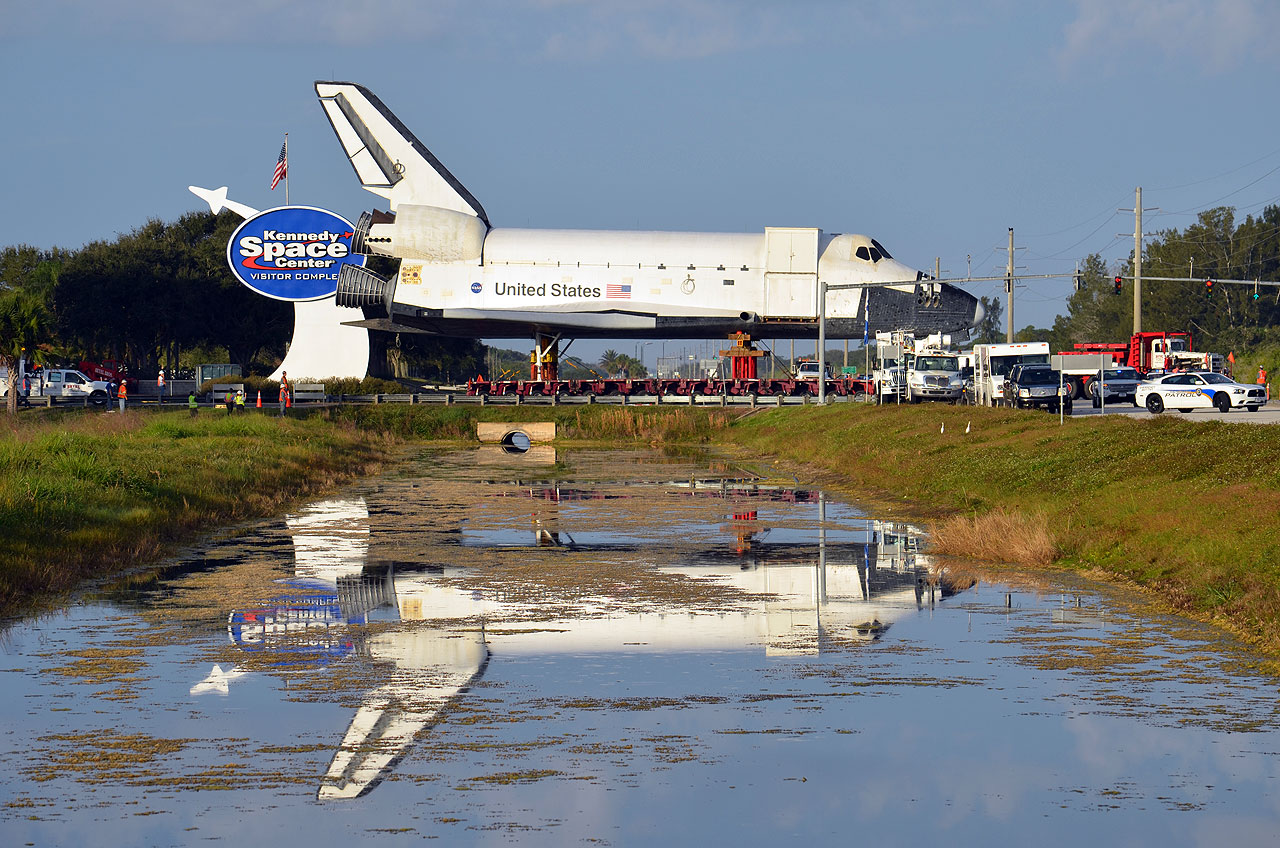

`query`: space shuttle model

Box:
[318,82,982,345]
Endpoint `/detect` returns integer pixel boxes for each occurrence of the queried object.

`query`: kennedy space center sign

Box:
[227,206,366,301]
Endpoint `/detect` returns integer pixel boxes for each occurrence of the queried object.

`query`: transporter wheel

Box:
[1213,392,1231,413]
[1145,394,1164,414]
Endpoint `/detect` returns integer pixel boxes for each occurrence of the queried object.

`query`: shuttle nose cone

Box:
[883,260,918,283]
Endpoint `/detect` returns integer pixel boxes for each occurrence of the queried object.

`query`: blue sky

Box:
[5,0,1280,364]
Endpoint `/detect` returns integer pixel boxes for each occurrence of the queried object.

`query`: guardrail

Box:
[12,390,877,410]
[326,392,872,407]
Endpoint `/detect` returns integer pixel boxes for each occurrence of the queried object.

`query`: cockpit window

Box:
[855,246,871,261]
[871,239,893,259]
[868,247,882,262]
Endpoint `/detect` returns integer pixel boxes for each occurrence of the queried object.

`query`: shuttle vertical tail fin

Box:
[314,81,489,227]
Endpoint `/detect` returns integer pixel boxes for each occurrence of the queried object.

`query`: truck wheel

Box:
[1213,392,1231,413]
[90,390,108,407]
[1247,405,1260,412]
[1145,394,1164,414]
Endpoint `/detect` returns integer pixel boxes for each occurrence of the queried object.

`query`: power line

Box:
[1162,161,1280,215]
[1022,191,1131,239]
[1149,142,1280,192]
[1036,214,1124,260]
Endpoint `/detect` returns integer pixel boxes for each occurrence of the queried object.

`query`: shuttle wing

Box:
[314,81,489,226]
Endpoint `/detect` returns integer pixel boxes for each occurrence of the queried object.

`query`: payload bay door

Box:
[764,227,820,318]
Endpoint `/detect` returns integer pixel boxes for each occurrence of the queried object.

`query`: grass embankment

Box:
[328,403,741,443]
[0,412,394,616]
[0,405,740,616]
[724,403,1280,651]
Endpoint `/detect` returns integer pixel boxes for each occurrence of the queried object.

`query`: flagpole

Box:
[284,132,289,206]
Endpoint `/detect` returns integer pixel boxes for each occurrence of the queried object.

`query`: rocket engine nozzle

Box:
[337,264,395,315]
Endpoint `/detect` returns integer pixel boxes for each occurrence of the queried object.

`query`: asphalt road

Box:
[1040,398,1280,424]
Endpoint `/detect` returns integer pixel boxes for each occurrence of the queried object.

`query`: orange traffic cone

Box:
[286,389,292,408]
[256,390,262,408]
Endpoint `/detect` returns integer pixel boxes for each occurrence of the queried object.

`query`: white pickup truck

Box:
[0,368,113,405]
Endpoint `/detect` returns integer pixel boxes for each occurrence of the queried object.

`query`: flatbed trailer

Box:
[467,375,877,399]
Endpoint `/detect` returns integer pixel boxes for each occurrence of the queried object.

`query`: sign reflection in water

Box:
[193,483,957,801]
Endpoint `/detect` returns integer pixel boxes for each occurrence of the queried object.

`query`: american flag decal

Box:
[271,141,288,190]
[606,283,631,299]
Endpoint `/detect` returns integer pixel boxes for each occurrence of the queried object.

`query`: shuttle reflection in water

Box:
[195,485,961,801]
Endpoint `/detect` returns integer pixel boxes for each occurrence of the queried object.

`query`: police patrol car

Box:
[1136,371,1267,414]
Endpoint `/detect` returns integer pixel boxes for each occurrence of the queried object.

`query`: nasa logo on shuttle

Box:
[226,206,366,301]
[471,282,482,294]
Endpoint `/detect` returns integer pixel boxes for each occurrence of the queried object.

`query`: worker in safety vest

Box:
[1259,366,1269,401]
[188,390,198,418]
[117,381,127,413]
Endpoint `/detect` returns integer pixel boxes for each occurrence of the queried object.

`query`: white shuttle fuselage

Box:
[317,81,982,340]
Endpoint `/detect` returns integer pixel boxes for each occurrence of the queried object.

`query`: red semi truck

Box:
[1054,332,1225,398]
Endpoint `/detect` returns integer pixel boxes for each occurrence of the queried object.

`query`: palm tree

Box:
[599,349,624,377]
[0,289,50,414]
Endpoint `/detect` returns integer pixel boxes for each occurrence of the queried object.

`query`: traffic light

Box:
[1205,279,1215,299]
[1113,276,1122,295]
[1254,284,1260,301]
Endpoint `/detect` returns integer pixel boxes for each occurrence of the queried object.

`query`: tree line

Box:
[0,210,483,391]
[970,204,1280,357]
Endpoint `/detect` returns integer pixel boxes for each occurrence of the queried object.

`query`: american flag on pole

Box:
[606,283,632,299]
[271,141,288,190]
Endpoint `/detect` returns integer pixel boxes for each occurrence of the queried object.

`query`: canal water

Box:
[3,448,1280,846]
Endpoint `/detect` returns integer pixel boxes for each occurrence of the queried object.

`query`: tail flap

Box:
[315,81,489,228]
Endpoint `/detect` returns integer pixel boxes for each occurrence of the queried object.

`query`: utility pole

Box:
[1005,228,1015,343]
[1120,187,1157,335]
[1134,187,1142,334]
